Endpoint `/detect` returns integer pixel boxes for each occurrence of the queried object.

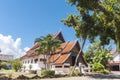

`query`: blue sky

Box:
[0,0,90,57]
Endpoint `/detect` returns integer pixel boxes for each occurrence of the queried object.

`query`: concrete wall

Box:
[113,52,120,62]
[22,58,45,71]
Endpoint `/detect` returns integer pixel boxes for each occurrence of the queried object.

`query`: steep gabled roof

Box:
[61,40,78,54]
[49,40,79,64]
[55,54,70,65]
[20,32,87,66]
[52,31,65,42]
[20,32,65,60]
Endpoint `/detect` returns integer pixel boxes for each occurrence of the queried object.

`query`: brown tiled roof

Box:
[52,32,60,39]
[55,53,70,65]
[21,32,65,60]
[20,32,87,66]
[49,53,60,63]
[61,41,77,54]
[49,41,78,64]
[52,31,65,42]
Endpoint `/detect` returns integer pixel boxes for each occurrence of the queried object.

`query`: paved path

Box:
[41,73,120,80]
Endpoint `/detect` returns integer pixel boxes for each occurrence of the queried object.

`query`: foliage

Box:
[84,40,113,68]
[35,34,61,55]
[65,0,120,52]
[0,61,8,69]
[41,70,55,77]
[35,34,61,69]
[93,49,113,68]
[73,71,81,76]
[91,63,111,74]
[29,64,32,70]
[103,69,111,74]
[11,59,22,72]
[91,63,105,73]
[84,40,102,64]
[69,66,81,76]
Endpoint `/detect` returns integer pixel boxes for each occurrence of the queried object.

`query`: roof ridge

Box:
[53,42,69,64]
[62,53,71,64]
[68,40,78,53]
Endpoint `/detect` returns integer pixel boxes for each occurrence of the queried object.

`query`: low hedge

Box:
[41,70,55,77]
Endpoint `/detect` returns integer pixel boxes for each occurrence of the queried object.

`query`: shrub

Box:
[91,63,105,73]
[41,70,55,77]
[0,62,8,69]
[73,71,81,76]
[11,59,22,72]
[29,64,32,70]
[103,69,110,74]
[68,67,82,76]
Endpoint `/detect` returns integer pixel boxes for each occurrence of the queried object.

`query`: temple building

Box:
[109,50,120,71]
[20,32,87,74]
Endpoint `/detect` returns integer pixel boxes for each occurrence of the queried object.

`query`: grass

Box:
[0,69,36,79]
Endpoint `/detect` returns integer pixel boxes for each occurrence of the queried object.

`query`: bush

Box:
[73,71,82,76]
[0,62,8,69]
[103,69,110,74]
[41,70,55,77]
[91,63,105,73]
[11,59,22,72]
[68,67,82,76]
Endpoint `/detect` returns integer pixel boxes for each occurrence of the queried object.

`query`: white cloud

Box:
[0,34,29,58]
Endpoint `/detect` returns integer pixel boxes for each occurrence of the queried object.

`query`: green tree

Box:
[62,0,120,75]
[84,40,102,64]
[84,40,113,68]
[35,34,61,70]
[11,59,22,72]
[93,49,113,68]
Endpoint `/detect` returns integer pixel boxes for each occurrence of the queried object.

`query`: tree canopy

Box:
[84,40,113,68]
[35,34,61,69]
[62,0,120,52]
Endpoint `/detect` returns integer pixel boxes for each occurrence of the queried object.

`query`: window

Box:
[55,66,62,68]
[64,66,69,68]
[40,59,46,61]
[34,58,38,63]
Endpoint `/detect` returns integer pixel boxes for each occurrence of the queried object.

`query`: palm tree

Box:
[35,34,61,70]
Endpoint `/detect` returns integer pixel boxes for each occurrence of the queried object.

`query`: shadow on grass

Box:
[86,74,120,79]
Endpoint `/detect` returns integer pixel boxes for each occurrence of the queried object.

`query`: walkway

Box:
[41,73,120,80]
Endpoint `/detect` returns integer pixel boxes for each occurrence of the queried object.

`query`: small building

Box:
[109,50,120,71]
[0,54,13,62]
[0,54,13,69]
[20,32,87,74]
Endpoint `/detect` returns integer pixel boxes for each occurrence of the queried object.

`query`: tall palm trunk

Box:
[44,55,47,70]
[70,38,86,76]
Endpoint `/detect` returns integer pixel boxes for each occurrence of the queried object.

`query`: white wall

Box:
[113,52,120,62]
[22,58,45,71]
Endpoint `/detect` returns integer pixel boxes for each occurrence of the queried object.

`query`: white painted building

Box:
[20,32,87,74]
[109,50,120,71]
